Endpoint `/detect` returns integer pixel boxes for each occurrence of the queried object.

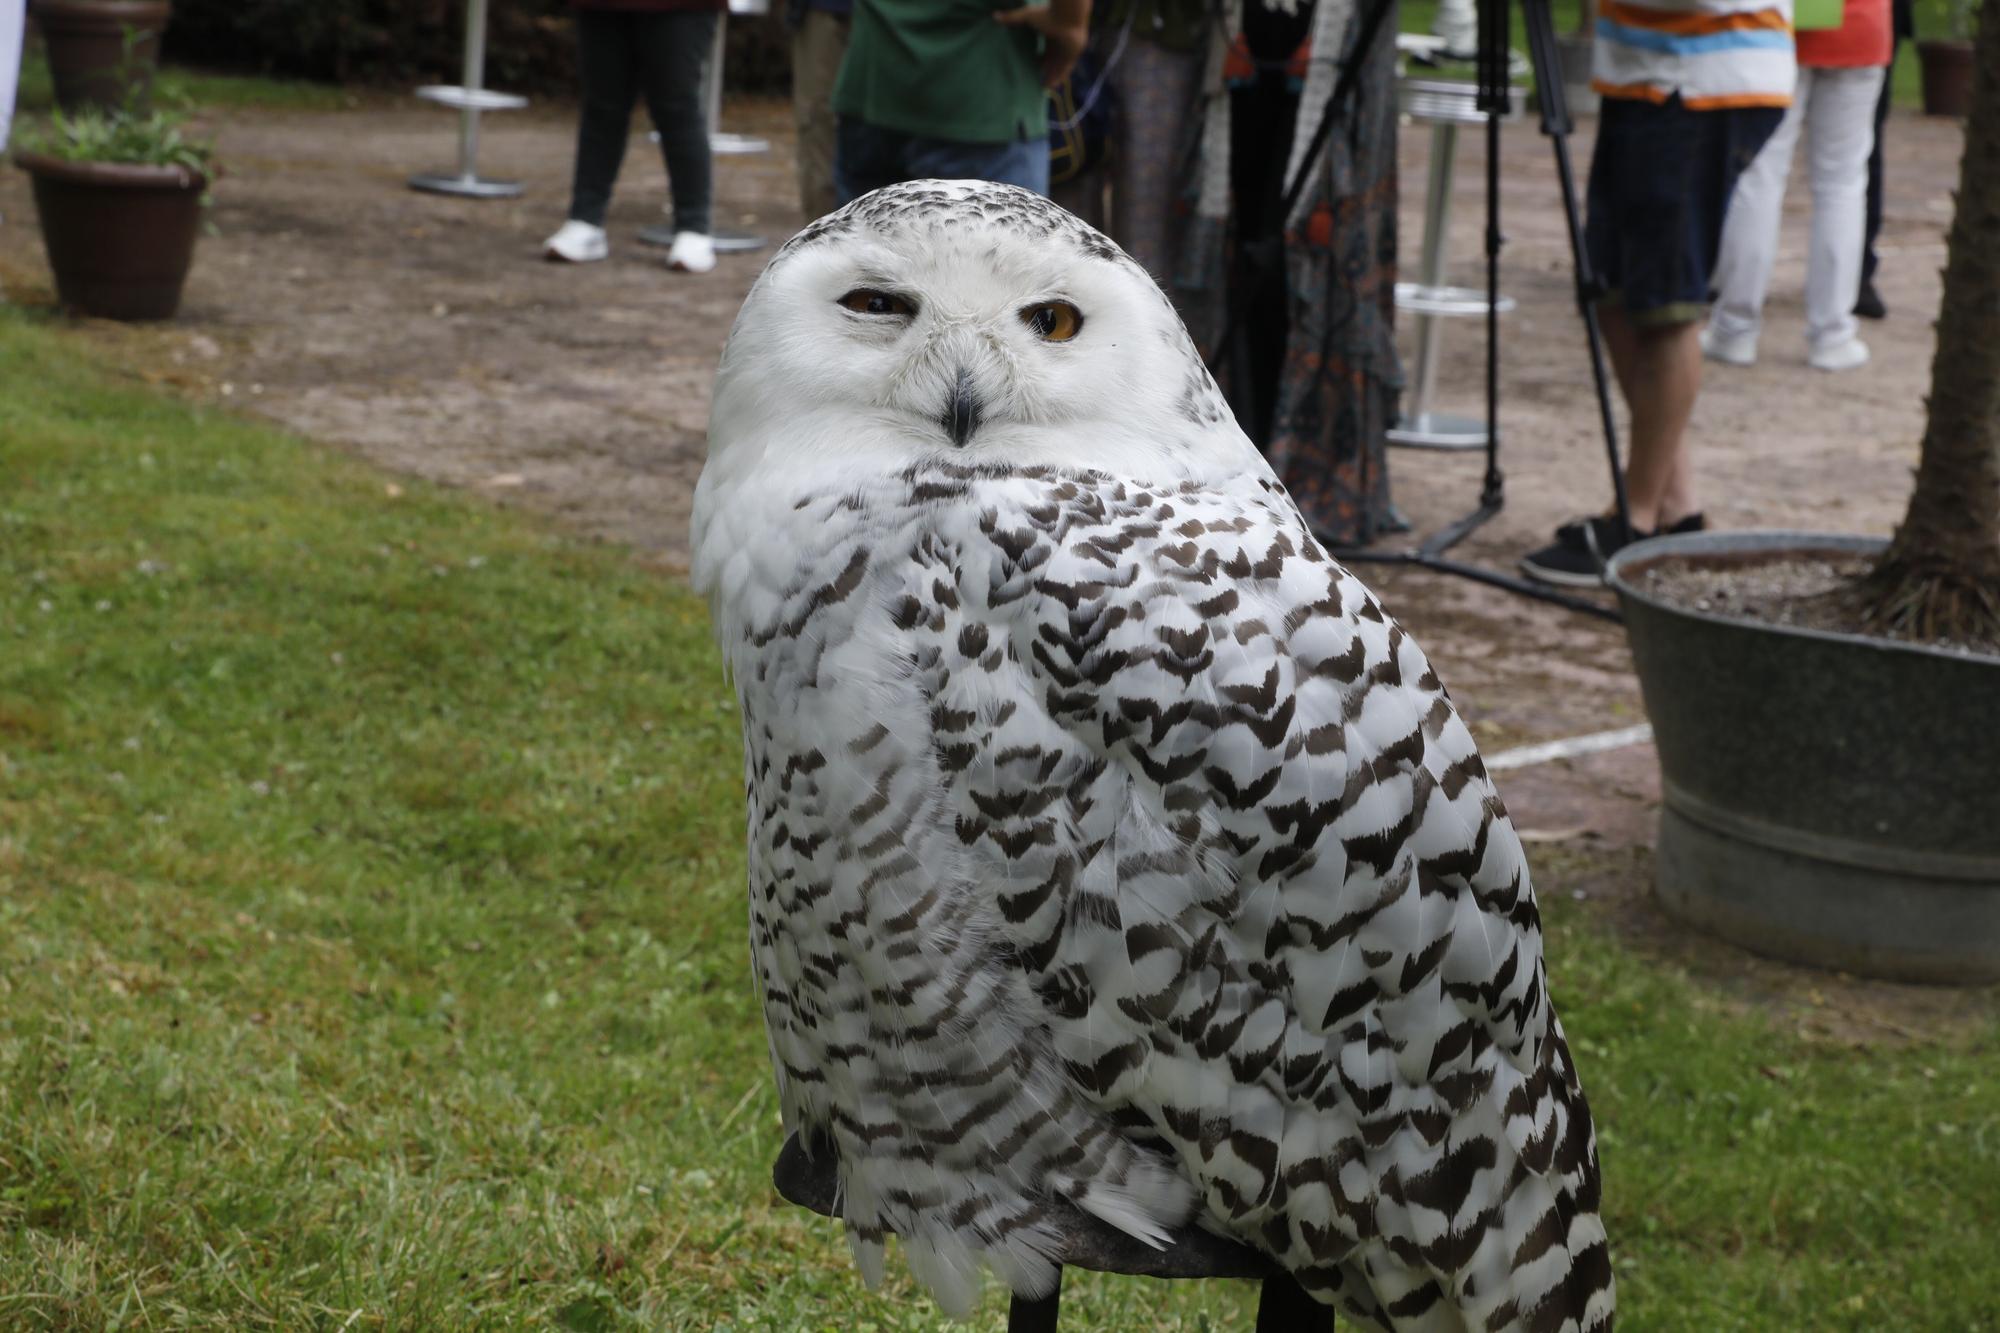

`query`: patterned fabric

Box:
[1096,0,1210,51]
[1591,0,1798,108]
[1050,36,1210,290]
[1177,0,1403,548]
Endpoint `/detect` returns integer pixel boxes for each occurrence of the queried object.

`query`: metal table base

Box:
[1387,77,1520,450]
[409,0,528,199]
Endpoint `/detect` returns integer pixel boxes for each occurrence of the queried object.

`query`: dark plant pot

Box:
[16,151,206,320]
[1605,531,2000,985]
[28,0,172,113]
[1917,38,1976,117]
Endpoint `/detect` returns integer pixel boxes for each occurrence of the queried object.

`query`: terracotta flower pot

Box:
[1917,38,1976,118]
[16,150,207,320]
[28,0,172,113]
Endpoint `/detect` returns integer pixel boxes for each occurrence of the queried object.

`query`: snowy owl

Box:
[691,180,1612,1331]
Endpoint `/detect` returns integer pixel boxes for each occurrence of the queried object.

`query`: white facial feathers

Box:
[700,179,1255,525]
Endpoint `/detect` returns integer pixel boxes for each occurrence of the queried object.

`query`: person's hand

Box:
[994,1,1091,89]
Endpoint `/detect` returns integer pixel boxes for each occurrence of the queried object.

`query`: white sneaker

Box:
[543,220,608,263]
[665,231,716,274]
[1808,337,1870,372]
[1700,323,1758,367]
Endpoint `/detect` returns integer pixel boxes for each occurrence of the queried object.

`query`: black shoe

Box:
[1853,280,1887,320]
[1520,512,1706,588]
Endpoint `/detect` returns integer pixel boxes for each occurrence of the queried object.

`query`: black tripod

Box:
[1252,0,1634,621]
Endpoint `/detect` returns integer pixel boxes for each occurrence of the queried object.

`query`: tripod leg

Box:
[1521,0,1634,535]
[1478,0,1507,506]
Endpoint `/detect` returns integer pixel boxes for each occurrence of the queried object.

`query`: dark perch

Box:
[772,1134,1334,1332]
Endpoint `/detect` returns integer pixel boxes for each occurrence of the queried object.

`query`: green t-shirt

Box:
[833,0,1048,145]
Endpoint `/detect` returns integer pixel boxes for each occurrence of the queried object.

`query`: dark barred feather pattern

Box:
[710,461,1613,1331]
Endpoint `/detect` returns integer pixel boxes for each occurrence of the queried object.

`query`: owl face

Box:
[707,181,1244,481]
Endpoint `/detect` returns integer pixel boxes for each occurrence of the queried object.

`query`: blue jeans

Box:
[834,117,1050,205]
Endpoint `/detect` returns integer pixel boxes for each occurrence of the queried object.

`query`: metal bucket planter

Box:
[29,0,172,113]
[16,151,206,320]
[1606,530,2000,984]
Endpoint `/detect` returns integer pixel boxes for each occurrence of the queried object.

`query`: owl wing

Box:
[952,470,1612,1333]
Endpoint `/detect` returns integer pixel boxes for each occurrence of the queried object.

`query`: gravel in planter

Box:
[1637,552,1998,659]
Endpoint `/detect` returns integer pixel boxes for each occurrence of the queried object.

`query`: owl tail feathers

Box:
[1069,1155,1199,1251]
[903,1234,1001,1319]
[839,1159,1192,1318]
[840,1198,1065,1319]
[880,1224,1063,1319]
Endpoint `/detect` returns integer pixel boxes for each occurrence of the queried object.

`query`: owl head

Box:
[702,180,1250,487]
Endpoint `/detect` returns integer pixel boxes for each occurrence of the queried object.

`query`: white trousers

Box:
[0,0,24,153]
[1710,63,1886,353]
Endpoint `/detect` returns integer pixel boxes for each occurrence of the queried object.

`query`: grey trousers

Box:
[568,8,717,234]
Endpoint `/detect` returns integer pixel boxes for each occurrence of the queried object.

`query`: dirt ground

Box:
[2,90,1987,1033]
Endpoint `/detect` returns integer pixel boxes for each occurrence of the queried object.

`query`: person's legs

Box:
[1106,39,1204,287]
[1601,309,1702,531]
[902,134,1050,196]
[1707,77,1807,348]
[635,9,718,237]
[791,8,847,221]
[568,10,641,227]
[1858,42,1897,306]
[1524,95,1779,584]
[1802,63,1885,358]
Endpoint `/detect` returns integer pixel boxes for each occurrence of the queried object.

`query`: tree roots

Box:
[1843,552,2000,652]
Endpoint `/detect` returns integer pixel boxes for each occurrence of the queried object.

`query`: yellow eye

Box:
[1022,301,1084,342]
[838,289,917,317]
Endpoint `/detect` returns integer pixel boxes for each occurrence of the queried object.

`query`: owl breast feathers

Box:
[700,459,1611,1332]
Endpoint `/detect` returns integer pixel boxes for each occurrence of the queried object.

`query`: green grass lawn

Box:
[2,307,1997,1331]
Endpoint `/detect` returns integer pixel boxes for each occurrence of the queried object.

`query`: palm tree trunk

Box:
[1860,0,2000,642]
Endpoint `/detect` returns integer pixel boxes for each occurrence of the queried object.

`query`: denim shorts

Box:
[834,117,1051,205]
[1584,94,1783,327]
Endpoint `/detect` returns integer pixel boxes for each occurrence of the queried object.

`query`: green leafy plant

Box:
[13,103,215,173]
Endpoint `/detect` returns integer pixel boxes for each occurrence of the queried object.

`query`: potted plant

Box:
[1603,0,2000,984]
[1918,0,1977,116]
[12,103,213,320]
[28,0,172,113]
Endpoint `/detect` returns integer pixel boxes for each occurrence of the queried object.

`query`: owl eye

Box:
[1022,301,1084,342]
[837,289,917,318]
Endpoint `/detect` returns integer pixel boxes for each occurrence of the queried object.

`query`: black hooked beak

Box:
[942,367,982,448]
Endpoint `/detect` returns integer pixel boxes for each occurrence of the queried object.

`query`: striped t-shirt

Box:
[1592,0,1796,109]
